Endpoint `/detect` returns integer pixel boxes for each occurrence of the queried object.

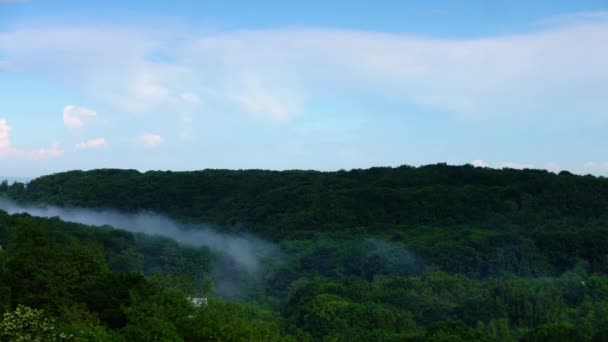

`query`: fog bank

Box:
[0,198,278,278]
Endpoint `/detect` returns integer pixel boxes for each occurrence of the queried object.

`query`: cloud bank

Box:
[470,159,559,172]
[583,161,608,174]
[0,14,607,122]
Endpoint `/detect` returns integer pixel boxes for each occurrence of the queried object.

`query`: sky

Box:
[1,0,608,177]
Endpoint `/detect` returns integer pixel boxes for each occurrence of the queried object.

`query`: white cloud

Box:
[1,13,606,122]
[100,69,174,113]
[470,160,536,170]
[75,138,108,150]
[470,159,489,167]
[0,119,10,151]
[0,118,64,159]
[136,133,164,148]
[180,92,200,104]
[544,162,561,173]
[583,161,608,173]
[499,162,535,170]
[63,105,97,128]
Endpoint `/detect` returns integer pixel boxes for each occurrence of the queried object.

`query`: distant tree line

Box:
[4,164,608,239]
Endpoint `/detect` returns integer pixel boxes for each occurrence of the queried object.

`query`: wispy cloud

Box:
[470,159,489,168]
[544,162,561,173]
[0,118,64,160]
[179,92,200,104]
[0,13,606,123]
[63,105,97,130]
[470,160,608,176]
[75,137,108,150]
[470,160,536,170]
[136,133,164,148]
[499,161,536,170]
[583,161,608,174]
[471,160,565,173]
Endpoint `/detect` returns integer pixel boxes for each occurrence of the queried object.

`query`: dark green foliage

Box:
[521,323,587,342]
[4,165,608,237]
[0,212,293,340]
[3,164,608,340]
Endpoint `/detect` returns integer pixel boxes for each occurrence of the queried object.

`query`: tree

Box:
[0,181,8,193]
[0,305,61,341]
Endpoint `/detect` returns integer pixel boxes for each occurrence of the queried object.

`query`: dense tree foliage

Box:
[0,211,293,341]
[6,164,608,238]
[2,164,608,340]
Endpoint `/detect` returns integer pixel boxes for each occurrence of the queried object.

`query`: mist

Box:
[0,198,279,296]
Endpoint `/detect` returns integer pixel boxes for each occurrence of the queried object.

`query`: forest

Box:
[2,164,608,341]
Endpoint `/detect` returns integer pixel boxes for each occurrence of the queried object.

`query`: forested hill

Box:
[3,164,608,237]
[4,165,608,340]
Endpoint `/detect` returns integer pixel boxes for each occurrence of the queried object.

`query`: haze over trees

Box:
[2,164,608,340]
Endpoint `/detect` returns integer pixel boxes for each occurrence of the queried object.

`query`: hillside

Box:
[4,164,608,237]
[2,165,608,340]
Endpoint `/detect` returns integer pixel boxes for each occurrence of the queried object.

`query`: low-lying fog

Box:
[0,198,279,296]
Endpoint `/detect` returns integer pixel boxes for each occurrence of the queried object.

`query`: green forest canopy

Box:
[5,164,608,236]
[2,164,608,341]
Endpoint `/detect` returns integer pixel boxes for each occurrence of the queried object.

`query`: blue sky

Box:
[1,0,608,177]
